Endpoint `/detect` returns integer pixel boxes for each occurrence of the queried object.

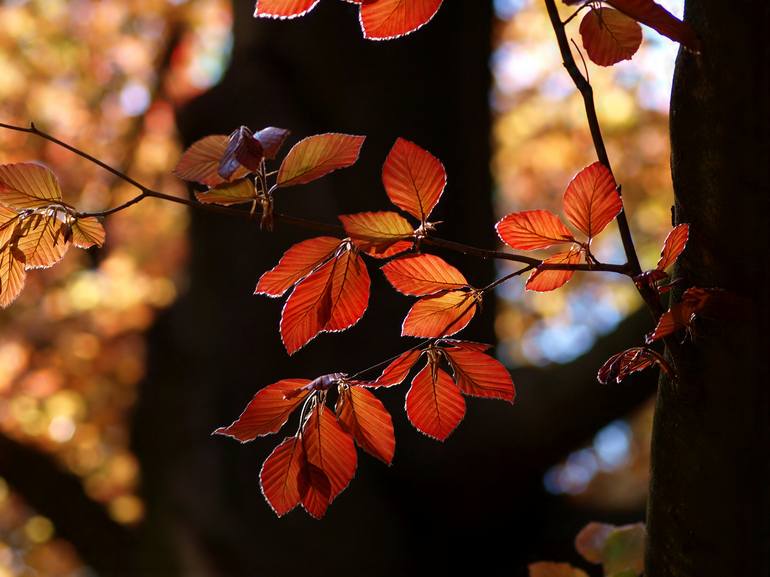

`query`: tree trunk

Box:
[646,1,770,575]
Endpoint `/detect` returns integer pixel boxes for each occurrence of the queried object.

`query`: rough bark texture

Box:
[646,1,770,575]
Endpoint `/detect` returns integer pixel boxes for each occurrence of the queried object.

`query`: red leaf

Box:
[298,461,331,519]
[645,287,717,343]
[381,253,467,296]
[562,162,621,240]
[336,386,395,465]
[443,348,515,402]
[174,135,248,187]
[369,349,423,387]
[528,562,590,577]
[382,138,446,222]
[579,8,643,67]
[214,378,311,442]
[605,0,700,52]
[280,248,370,354]
[406,363,465,441]
[255,126,291,159]
[339,211,413,258]
[525,248,582,292]
[496,210,575,250]
[253,0,320,19]
[401,291,478,338]
[656,223,689,271]
[439,339,492,352]
[359,0,443,41]
[259,436,305,516]
[597,348,659,384]
[256,236,341,297]
[277,133,365,188]
[301,405,357,505]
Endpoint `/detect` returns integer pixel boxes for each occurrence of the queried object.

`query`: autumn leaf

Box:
[213,378,312,442]
[0,206,20,248]
[336,386,395,465]
[259,436,305,516]
[656,223,689,271]
[0,243,26,309]
[255,236,341,297]
[369,349,423,387]
[645,287,720,344]
[579,8,643,66]
[438,339,492,352]
[253,0,320,19]
[339,211,413,258]
[382,138,446,222]
[195,178,257,207]
[528,562,590,577]
[605,0,700,52]
[0,163,63,209]
[443,347,515,402]
[381,253,468,296]
[525,248,582,292]
[298,461,332,519]
[359,0,443,40]
[401,290,478,338]
[597,348,662,384]
[277,133,365,188]
[71,217,106,249]
[406,362,465,441]
[15,213,70,270]
[562,162,621,240]
[174,135,249,187]
[496,210,575,250]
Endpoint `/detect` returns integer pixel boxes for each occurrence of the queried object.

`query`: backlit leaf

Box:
[277,133,365,188]
[597,348,658,384]
[496,210,574,250]
[0,163,63,209]
[575,522,616,564]
[444,348,515,402]
[381,253,467,296]
[256,236,341,297]
[16,213,70,269]
[563,162,621,240]
[401,290,477,338]
[656,223,689,270]
[645,287,717,343]
[528,562,590,577]
[298,461,331,519]
[174,135,248,187]
[213,378,311,442]
[369,349,423,387]
[339,211,413,258]
[71,217,106,249]
[601,523,645,576]
[526,248,582,292]
[195,178,257,206]
[406,363,465,441]
[359,0,443,41]
[259,436,305,516]
[254,0,320,19]
[382,138,446,222]
[0,206,20,248]
[0,244,26,308]
[606,0,700,52]
[580,8,643,66]
[336,386,395,465]
[439,339,492,352]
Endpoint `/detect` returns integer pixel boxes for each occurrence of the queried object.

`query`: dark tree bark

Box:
[646,1,770,575]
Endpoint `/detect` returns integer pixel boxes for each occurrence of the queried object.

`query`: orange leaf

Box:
[528,562,590,577]
[496,210,574,250]
[339,211,413,258]
[656,223,689,271]
[259,436,305,516]
[256,236,341,297]
[195,178,256,206]
[402,291,477,338]
[174,135,248,187]
[359,0,443,41]
[15,213,70,270]
[579,8,643,66]
[525,248,582,292]
[213,378,311,442]
[438,339,492,352]
[382,138,446,222]
[605,0,700,52]
[562,162,621,240]
[0,163,63,209]
[645,287,717,343]
[280,248,370,354]
[71,217,106,249]
[406,363,465,441]
[298,461,331,519]
[277,133,365,188]
[301,405,357,506]
[0,244,26,308]
[443,348,515,402]
[381,253,467,296]
[369,349,423,387]
[336,386,395,465]
[0,206,20,248]
[253,0,319,19]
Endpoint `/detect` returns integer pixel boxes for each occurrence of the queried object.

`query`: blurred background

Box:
[0,0,681,575]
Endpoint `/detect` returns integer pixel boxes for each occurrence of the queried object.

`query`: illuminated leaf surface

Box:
[496,210,574,250]
[656,223,689,270]
[259,436,305,516]
[253,0,320,19]
[606,0,700,51]
[562,162,621,239]
[402,291,477,338]
[0,206,20,248]
[174,135,248,187]
[597,348,658,384]
[298,461,331,519]
[71,217,106,249]
[195,179,257,206]
[580,8,642,66]
[381,253,467,296]
[444,348,515,402]
[439,339,492,352]
[370,349,423,387]
[406,363,465,441]
[525,249,582,292]
[0,163,63,209]
[528,562,590,577]
[256,236,341,297]
[382,138,446,222]
[339,211,413,258]
[213,378,311,442]
[277,133,365,187]
[0,244,26,308]
[16,214,70,269]
[336,386,395,464]
[645,287,717,343]
[360,0,443,40]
